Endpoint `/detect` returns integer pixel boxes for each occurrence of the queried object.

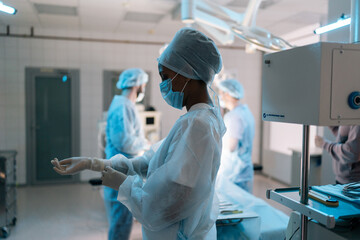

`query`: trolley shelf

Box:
[266,187,360,229]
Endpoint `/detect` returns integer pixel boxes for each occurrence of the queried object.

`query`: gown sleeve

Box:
[117,118,220,231]
[110,139,165,177]
[323,126,360,165]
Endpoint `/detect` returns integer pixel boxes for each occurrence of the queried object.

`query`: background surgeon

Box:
[104,68,148,240]
[51,27,226,239]
[315,125,360,184]
[217,79,255,192]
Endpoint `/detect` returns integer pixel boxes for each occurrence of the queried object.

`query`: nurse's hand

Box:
[51,157,91,175]
[102,166,127,190]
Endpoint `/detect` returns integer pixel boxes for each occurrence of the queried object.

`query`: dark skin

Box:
[158,65,213,111]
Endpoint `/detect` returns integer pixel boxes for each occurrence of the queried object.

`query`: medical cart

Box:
[0,150,17,238]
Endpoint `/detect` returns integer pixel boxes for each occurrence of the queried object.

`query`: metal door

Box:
[26,68,80,184]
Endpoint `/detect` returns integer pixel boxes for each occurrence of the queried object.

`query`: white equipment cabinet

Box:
[262,42,360,126]
[263,42,360,240]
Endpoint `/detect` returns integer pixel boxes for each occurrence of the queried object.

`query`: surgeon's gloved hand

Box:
[101,166,127,190]
[51,157,111,175]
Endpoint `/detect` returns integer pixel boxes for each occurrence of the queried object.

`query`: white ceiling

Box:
[0,0,328,44]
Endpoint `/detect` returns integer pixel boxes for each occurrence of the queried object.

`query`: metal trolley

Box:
[0,150,17,238]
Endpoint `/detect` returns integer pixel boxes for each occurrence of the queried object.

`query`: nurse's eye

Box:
[161,74,169,81]
[159,71,167,80]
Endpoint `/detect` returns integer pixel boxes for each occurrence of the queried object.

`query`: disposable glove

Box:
[51,157,111,175]
[101,166,127,190]
[109,154,130,174]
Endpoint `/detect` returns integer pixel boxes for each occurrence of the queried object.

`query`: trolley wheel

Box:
[0,227,9,238]
[11,217,17,226]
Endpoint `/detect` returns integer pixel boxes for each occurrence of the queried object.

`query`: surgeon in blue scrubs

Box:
[104,68,148,240]
[217,79,255,192]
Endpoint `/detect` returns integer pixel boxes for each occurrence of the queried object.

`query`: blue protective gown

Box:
[217,104,255,192]
[110,103,226,240]
[105,95,147,158]
[104,95,147,240]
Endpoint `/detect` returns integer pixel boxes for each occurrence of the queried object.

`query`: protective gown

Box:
[217,104,255,192]
[110,103,226,239]
[105,95,147,158]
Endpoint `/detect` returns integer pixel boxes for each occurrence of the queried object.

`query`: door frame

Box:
[25,67,80,185]
[103,69,152,111]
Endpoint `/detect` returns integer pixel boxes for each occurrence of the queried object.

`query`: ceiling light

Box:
[314,17,351,35]
[0,1,17,15]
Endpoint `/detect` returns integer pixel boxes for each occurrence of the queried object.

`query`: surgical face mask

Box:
[219,95,226,108]
[159,74,189,110]
[136,92,145,102]
[136,86,145,102]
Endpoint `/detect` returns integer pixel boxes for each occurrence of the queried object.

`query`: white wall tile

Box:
[0,38,5,60]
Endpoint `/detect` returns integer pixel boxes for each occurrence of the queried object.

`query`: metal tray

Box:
[266,187,360,229]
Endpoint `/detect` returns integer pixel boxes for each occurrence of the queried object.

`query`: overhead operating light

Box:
[181,0,292,53]
[0,1,17,15]
[314,17,351,35]
[232,25,292,52]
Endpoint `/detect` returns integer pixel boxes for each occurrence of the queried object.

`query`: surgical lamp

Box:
[232,25,292,52]
[181,0,292,53]
[0,1,17,15]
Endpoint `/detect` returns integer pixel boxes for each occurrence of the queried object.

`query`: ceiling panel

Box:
[123,1,179,14]
[116,21,159,35]
[80,17,121,32]
[78,6,125,19]
[123,12,164,23]
[29,0,79,7]
[38,15,79,29]
[34,3,78,16]
[0,0,329,45]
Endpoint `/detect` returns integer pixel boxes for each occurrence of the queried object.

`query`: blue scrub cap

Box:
[158,27,222,85]
[217,79,244,99]
[116,68,149,89]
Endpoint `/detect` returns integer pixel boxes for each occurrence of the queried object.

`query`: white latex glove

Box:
[101,166,127,190]
[51,157,110,175]
[314,135,325,148]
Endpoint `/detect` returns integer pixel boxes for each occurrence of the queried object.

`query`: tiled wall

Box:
[0,36,262,184]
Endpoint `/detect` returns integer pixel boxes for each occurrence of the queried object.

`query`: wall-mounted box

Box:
[262,42,360,126]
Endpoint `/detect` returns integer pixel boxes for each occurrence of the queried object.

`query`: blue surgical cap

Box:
[158,27,222,85]
[217,79,244,99]
[116,68,149,89]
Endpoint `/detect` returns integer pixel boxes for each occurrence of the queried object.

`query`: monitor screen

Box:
[146,117,155,125]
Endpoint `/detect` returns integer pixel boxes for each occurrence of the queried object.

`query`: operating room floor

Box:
[7,173,290,240]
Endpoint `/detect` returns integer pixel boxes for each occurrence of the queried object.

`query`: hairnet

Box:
[116,68,149,89]
[158,27,222,85]
[217,79,244,99]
